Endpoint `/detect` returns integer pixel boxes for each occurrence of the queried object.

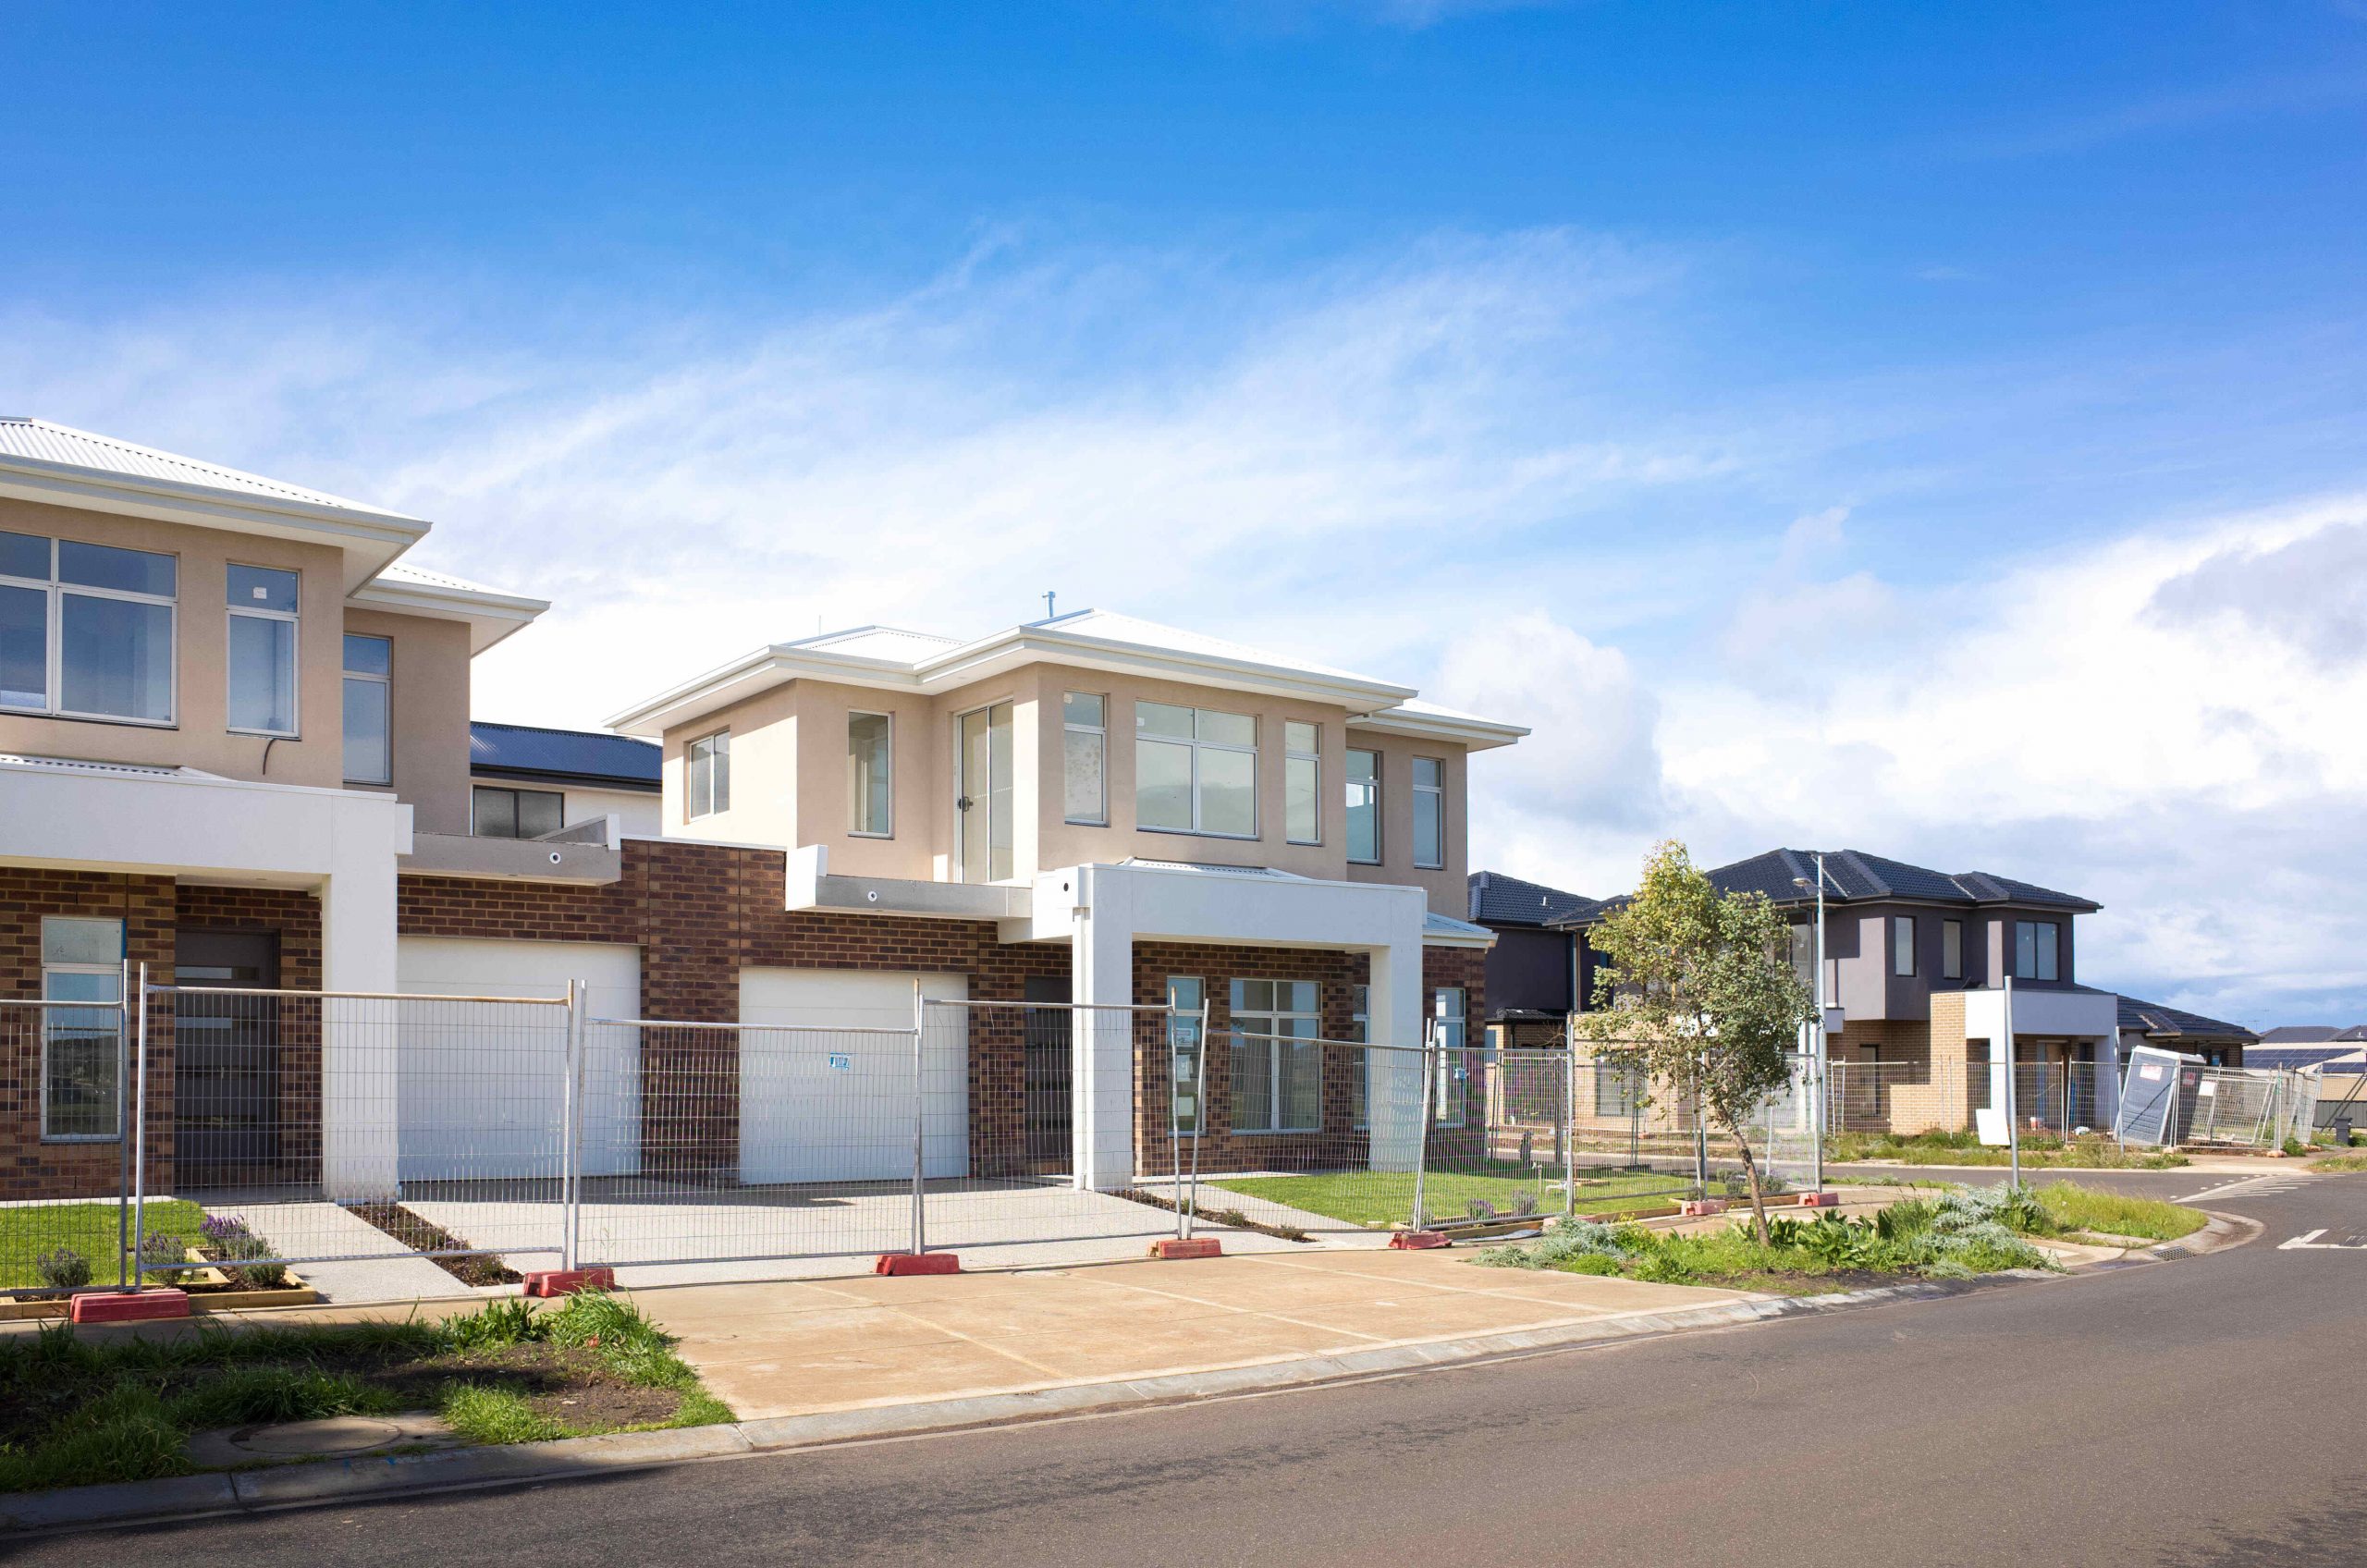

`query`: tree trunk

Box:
[1726,1123,1772,1247]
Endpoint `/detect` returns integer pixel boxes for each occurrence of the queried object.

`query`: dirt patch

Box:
[349,1203,523,1285]
[362,1343,681,1431]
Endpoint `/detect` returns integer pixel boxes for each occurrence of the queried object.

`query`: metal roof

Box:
[2248,1045,2367,1074]
[0,417,417,521]
[470,723,659,787]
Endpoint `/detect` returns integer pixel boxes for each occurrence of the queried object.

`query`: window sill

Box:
[1063,816,1108,827]
[1230,1127,1324,1137]
[1346,857,1382,868]
[2,708,178,731]
[847,830,895,840]
[1138,826,1261,842]
[1413,861,1444,872]
[228,727,300,741]
[40,1133,122,1145]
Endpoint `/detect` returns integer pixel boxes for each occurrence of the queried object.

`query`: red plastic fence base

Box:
[70,1289,190,1325]
[1678,1199,1728,1217]
[1388,1231,1451,1250]
[1150,1237,1223,1260]
[875,1253,962,1276]
[522,1268,617,1297]
[1796,1191,1842,1208]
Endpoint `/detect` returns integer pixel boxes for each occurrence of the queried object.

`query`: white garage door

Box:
[738,969,968,1184]
[396,937,642,1182]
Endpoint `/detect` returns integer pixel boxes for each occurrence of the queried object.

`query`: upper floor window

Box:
[1893,916,1916,977]
[686,729,731,820]
[2013,920,2060,982]
[1942,919,1964,980]
[1230,979,1318,1132]
[1788,924,1814,986]
[42,915,123,1142]
[1345,748,1380,864]
[1062,692,1106,826]
[1412,757,1445,870]
[341,634,392,785]
[0,531,177,725]
[1284,722,1320,845]
[226,565,299,737]
[473,785,562,839]
[1135,702,1255,838]
[847,712,892,836]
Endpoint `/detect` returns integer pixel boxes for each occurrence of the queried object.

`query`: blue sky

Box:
[6,2,2366,1024]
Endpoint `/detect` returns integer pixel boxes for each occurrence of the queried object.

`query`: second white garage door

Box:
[738,969,969,1184]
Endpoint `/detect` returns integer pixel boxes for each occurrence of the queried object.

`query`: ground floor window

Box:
[472,785,564,839]
[1230,979,1318,1132]
[1168,976,1205,1133]
[1593,1060,1640,1118]
[1348,984,1369,1128]
[42,916,123,1141]
[1431,987,1466,1127]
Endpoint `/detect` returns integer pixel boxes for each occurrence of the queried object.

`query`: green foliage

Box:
[33,1247,92,1290]
[2282,1135,2309,1158]
[211,1232,289,1290]
[439,1296,541,1353]
[2028,1181,2205,1241]
[0,1383,187,1494]
[440,1383,569,1445]
[0,1200,208,1290]
[166,1366,393,1429]
[1827,1130,2187,1170]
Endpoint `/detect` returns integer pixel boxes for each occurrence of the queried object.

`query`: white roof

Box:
[0,417,417,521]
[608,606,1527,748]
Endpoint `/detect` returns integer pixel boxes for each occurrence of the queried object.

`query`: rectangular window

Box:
[1788,924,1813,986]
[1594,1059,1640,1119]
[341,633,392,785]
[1893,916,1916,977]
[1942,920,1964,981]
[1284,721,1320,845]
[1135,702,1257,838]
[0,531,177,723]
[42,916,123,1141]
[686,730,731,820]
[1413,758,1445,869]
[1167,976,1204,1133]
[1432,987,1467,1126]
[2014,920,2060,982]
[226,564,299,736]
[472,785,564,839]
[1345,748,1380,864]
[1062,692,1106,826]
[1348,983,1369,1128]
[1230,978,1319,1133]
[847,711,893,836]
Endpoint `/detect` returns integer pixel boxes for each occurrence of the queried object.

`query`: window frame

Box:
[472,784,565,839]
[685,729,732,821]
[0,531,179,728]
[1283,721,1321,846]
[1344,747,1381,864]
[1412,756,1446,870]
[225,563,300,739]
[340,632,394,786]
[2013,920,2061,982]
[846,710,895,838]
[1166,976,1205,1133]
[1229,978,1321,1133]
[1134,702,1258,840]
[40,916,124,1144]
[1893,915,1916,978]
[1062,692,1108,827]
[1942,919,1964,981]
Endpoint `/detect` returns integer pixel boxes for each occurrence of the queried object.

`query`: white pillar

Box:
[321,844,401,1203]
[2095,1028,2122,1126]
[1070,864,1136,1192]
[1363,934,1428,1172]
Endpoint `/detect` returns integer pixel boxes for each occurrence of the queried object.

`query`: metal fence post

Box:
[1167,1007,1186,1243]
[1562,1016,1577,1217]
[1188,1001,1209,1239]
[129,961,150,1293]
[910,979,927,1257]
[561,979,586,1271]
[1412,1022,1437,1232]
[117,958,132,1289]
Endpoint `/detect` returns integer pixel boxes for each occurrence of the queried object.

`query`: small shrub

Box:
[1466,1198,1497,1220]
[199,1214,252,1245]
[1511,1192,1539,1218]
[138,1231,192,1275]
[2282,1135,2308,1158]
[441,1296,542,1353]
[34,1247,92,1290]
[211,1233,288,1291]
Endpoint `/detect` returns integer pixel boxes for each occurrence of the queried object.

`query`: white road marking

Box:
[2175,1174,2312,1203]
[2277,1229,2367,1251]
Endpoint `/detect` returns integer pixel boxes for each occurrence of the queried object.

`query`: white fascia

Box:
[346,576,552,654]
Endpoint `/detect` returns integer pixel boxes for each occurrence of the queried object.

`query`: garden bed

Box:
[0,1204,320,1313]
[1205,1167,1690,1231]
[349,1203,522,1286]
[1829,1131,2188,1170]
[0,1291,731,1495]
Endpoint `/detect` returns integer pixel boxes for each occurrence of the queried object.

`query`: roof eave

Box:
[348,578,551,655]
[1348,707,1529,753]
[915,624,1421,710]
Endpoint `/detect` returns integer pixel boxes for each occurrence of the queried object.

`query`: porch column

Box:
[1070,864,1136,1192]
[1363,935,1427,1172]
[321,852,400,1203]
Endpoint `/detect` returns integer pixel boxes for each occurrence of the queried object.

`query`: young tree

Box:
[1576,839,1814,1244]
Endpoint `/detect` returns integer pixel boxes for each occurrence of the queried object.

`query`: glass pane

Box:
[1062,692,1103,729]
[343,632,391,677]
[1135,739,1193,829]
[472,788,519,838]
[1167,977,1203,1011]
[227,564,299,613]
[58,540,175,597]
[1346,748,1376,782]
[517,790,565,839]
[1284,721,1317,754]
[2039,925,2059,982]
[1286,754,1318,843]
[1233,979,1267,1012]
[688,743,712,818]
[0,582,44,707]
[848,712,892,833]
[2015,923,2034,978]
[60,594,172,720]
[0,531,47,580]
[1233,1035,1273,1132]
[1198,745,1256,836]
[44,1017,121,1139]
[227,613,297,732]
[1136,701,1194,740]
[45,969,121,1003]
[43,917,122,966]
[1282,981,1318,1014]
[959,709,989,880]
[1412,757,1442,789]
[1281,1040,1320,1130]
[711,731,731,813]
[1197,709,1254,747]
[1346,781,1378,862]
[344,675,391,784]
[987,704,1012,880]
[1062,728,1105,823]
[1414,787,1442,867]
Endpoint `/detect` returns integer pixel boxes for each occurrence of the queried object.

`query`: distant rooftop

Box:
[1467,870,1593,927]
[0,416,418,521]
[470,722,659,789]
[1552,848,2098,925]
[2116,995,2256,1044]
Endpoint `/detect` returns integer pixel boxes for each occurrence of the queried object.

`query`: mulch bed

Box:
[349,1204,523,1286]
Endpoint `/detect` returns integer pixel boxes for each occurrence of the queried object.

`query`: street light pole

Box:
[2003,973,2021,1189]
[1794,854,1830,1196]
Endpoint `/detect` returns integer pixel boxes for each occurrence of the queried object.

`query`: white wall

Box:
[738,968,968,1183]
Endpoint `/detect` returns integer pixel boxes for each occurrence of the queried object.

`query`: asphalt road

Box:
[18,1171,2367,1568]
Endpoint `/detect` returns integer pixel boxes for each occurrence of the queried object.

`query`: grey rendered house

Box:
[1465,870,1592,1049]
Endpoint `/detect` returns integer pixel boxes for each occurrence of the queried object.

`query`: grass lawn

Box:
[0,1292,732,1495]
[1207,1167,1686,1230]
[2309,1153,2367,1174]
[1829,1131,2187,1170]
[2029,1181,2205,1242]
[0,1201,209,1291]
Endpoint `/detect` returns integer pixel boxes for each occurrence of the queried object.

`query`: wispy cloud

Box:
[1943,67,2367,160]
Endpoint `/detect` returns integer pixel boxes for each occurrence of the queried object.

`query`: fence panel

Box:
[0,995,138,1295]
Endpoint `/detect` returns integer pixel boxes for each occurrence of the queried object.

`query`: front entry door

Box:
[957,702,1013,883]
[173,930,281,1184]
[1020,975,1073,1175]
